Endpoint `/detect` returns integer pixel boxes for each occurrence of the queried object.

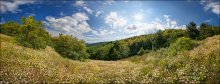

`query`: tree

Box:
[16,16,49,49]
[137,47,145,56]
[109,48,120,60]
[199,23,220,39]
[53,34,89,61]
[0,21,20,36]
[109,41,130,60]
[186,22,199,40]
[168,37,197,57]
[152,30,166,50]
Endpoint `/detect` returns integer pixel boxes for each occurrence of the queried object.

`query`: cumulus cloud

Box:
[104,0,115,5]
[124,15,185,36]
[133,13,144,21]
[92,29,116,37]
[105,11,127,28]
[95,11,102,17]
[75,0,86,7]
[124,23,156,35]
[204,18,212,22]
[200,0,220,15]
[83,6,93,14]
[74,0,93,14]
[44,12,91,38]
[0,0,35,13]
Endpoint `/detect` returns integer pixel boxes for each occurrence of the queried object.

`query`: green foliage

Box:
[15,16,49,49]
[53,34,89,61]
[0,21,20,36]
[1,17,219,61]
[168,37,197,56]
[88,41,130,60]
[1,26,220,83]
[162,29,187,46]
[109,41,130,60]
[186,22,199,40]
[137,47,145,56]
[152,30,166,50]
[87,43,113,60]
[88,29,188,60]
[199,23,220,39]
[109,48,120,60]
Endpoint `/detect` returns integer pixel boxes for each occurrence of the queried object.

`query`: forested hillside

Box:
[87,22,220,60]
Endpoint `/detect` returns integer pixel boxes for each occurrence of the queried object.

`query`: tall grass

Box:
[1,34,219,83]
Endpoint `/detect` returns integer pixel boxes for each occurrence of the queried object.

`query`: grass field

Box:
[1,34,220,83]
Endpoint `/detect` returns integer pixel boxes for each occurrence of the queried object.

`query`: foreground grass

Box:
[0,34,141,83]
[0,34,220,83]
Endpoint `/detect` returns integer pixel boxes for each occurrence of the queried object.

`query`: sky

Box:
[1,0,220,43]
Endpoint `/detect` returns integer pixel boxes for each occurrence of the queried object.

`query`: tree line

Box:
[0,16,88,61]
[87,22,220,60]
[1,16,220,61]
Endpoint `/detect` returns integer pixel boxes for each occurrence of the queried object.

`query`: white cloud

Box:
[74,0,93,14]
[201,0,220,15]
[124,1,129,3]
[170,20,177,25]
[163,15,169,18]
[133,13,144,21]
[95,11,102,17]
[124,23,155,35]
[75,0,86,7]
[155,18,161,22]
[170,20,177,28]
[0,0,35,13]
[163,15,178,28]
[83,6,93,14]
[44,12,91,38]
[124,15,185,36]
[204,18,212,22]
[92,29,116,37]
[104,0,115,5]
[105,11,127,28]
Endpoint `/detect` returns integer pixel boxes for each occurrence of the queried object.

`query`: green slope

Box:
[1,34,219,83]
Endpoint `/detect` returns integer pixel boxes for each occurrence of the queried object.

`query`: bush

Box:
[53,34,89,61]
[168,37,197,56]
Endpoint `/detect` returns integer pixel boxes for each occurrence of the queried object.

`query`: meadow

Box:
[1,34,219,83]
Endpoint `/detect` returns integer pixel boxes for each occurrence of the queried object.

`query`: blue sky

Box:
[1,0,219,43]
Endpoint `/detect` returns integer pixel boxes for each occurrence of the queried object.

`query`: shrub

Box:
[168,37,197,56]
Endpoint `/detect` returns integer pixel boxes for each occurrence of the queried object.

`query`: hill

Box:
[0,34,140,83]
[1,34,220,83]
